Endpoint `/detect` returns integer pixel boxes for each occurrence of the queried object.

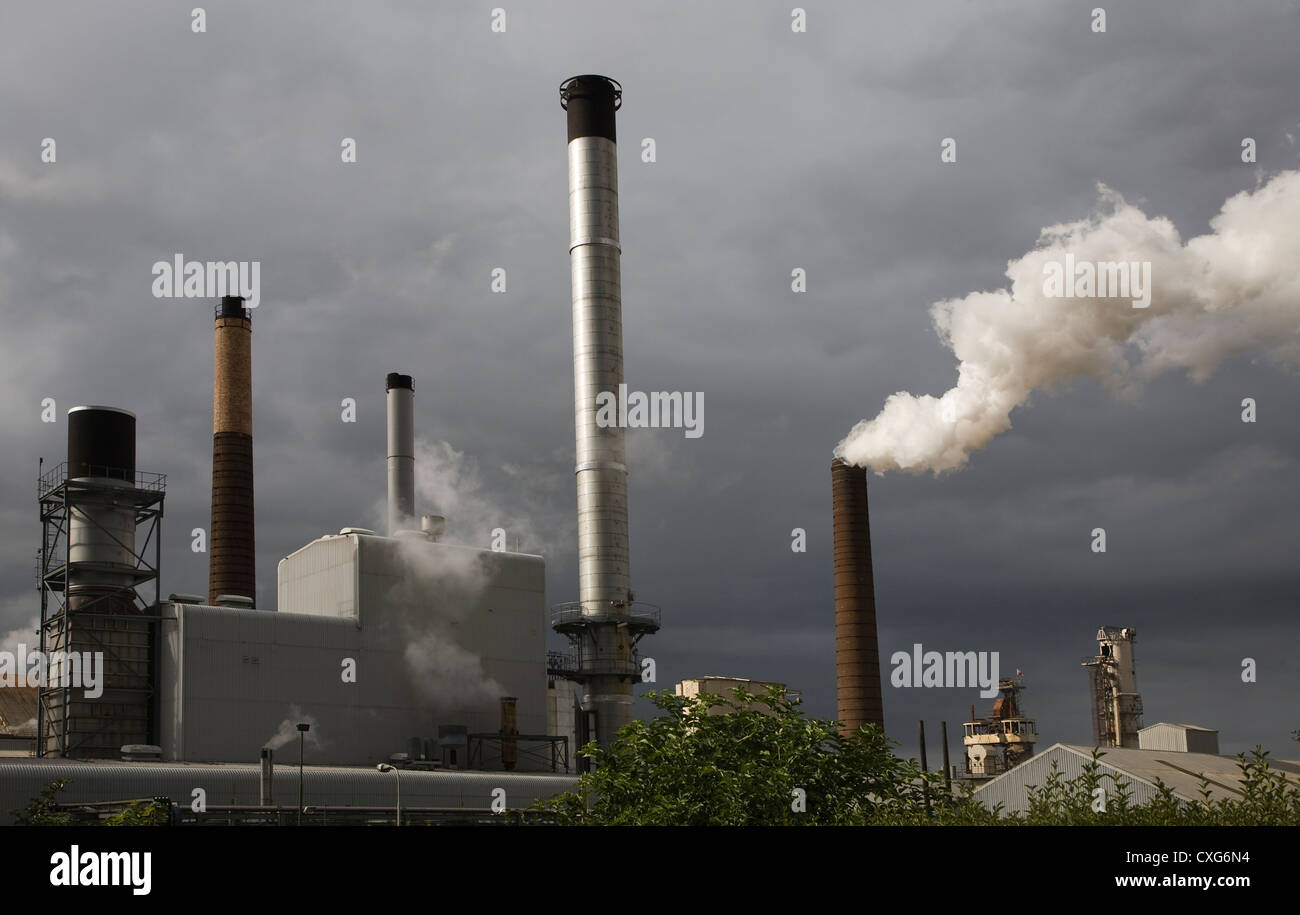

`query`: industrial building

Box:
[972,743,1300,815]
[2,75,657,823]
[1138,722,1220,755]
[0,687,36,757]
[960,676,1037,780]
[674,677,801,715]
[1081,626,1143,747]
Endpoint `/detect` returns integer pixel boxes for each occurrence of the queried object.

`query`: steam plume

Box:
[836,171,1300,474]
[263,705,321,751]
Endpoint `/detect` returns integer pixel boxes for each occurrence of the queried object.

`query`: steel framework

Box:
[1081,654,1144,747]
[36,461,165,758]
[466,733,570,773]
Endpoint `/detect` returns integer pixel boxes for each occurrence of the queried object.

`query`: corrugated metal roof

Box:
[0,758,576,825]
[0,687,37,736]
[974,743,1300,815]
[1139,722,1217,733]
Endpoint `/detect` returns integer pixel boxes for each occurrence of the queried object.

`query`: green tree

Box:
[11,778,75,826]
[525,689,1300,826]
[102,799,171,826]
[12,779,171,826]
[527,686,990,825]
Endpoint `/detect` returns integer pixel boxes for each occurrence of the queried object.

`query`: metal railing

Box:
[39,462,166,498]
[549,600,661,630]
[546,649,642,678]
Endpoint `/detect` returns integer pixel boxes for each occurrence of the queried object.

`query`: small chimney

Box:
[500,696,518,771]
[386,373,415,536]
[831,457,884,735]
[260,747,274,805]
[421,514,445,542]
[210,295,256,606]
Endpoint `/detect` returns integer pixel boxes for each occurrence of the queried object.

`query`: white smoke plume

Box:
[836,170,1300,474]
[263,705,322,751]
[409,438,572,555]
[402,632,505,713]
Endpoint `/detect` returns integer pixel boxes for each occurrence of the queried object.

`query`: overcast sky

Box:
[2,1,1297,759]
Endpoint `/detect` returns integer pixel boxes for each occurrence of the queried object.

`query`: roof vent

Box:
[120,744,163,762]
[421,515,445,541]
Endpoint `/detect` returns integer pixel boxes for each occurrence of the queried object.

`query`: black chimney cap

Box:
[218,295,249,320]
[560,75,621,143]
[386,373,413,392]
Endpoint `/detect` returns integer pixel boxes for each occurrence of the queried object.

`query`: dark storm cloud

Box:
[1,1,1297,759]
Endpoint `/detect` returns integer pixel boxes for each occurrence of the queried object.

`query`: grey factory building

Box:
[1,75,654,824]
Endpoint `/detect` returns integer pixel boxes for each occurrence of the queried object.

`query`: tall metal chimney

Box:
[831,457,884,735]
[386,373,415,535]
[552,75,658,750]
[209,295,256,606]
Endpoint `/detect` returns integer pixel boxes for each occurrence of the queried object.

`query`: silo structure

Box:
[38,406,165,758]
[551,75,659,751]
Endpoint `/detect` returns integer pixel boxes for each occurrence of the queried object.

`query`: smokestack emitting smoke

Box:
[386,373,415,535]
[836,171,1300,474]
[562,74,637,749]
[831,457,884,735]
[209,295,256,604]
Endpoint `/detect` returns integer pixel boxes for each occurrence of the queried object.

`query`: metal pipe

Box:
[209,295,256,605]
[500,696,518,771]
[940,721,952,792]
[831,457,884,735]
[385,373,415,535]
[296,723,309,825]
[562,74,634,749]
[260,747,273,806]
[919,719,931,816]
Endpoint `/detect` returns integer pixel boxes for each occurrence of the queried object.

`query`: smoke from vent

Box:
[835,170,1300,474]
[263,705,321,751]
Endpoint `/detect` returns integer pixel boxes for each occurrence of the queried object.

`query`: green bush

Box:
[12,779,171,826]
[524,687,1300,826]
